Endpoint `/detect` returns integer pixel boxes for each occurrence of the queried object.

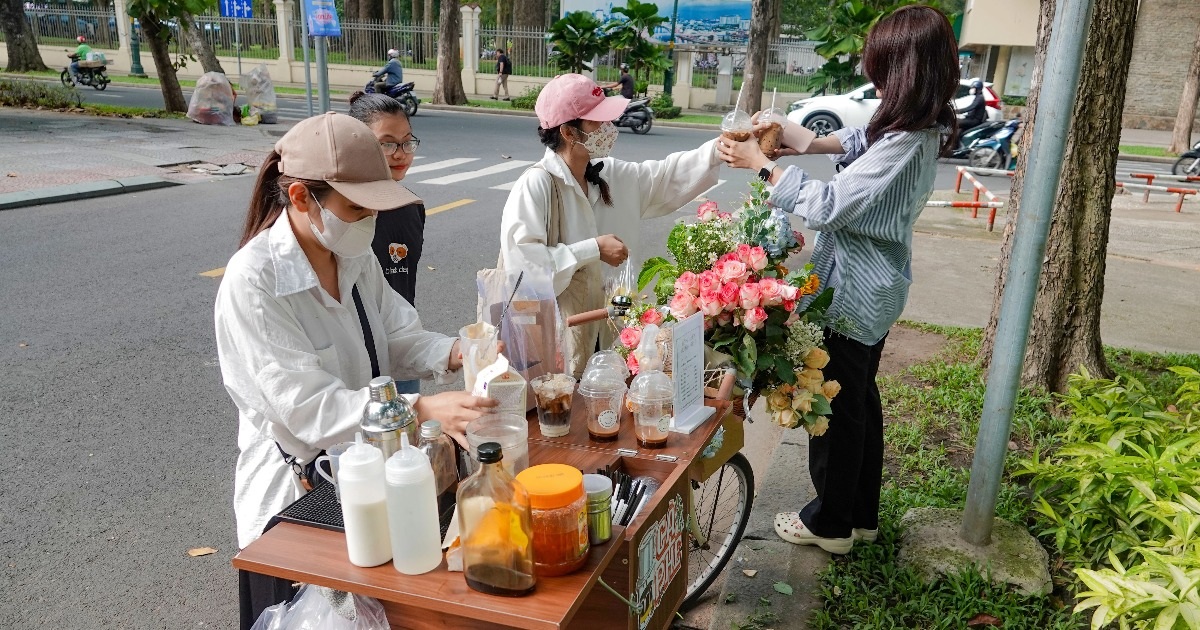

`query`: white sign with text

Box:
[670,312,714,434]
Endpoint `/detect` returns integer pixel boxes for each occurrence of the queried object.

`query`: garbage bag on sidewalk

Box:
[241,64,278,124]
[187,72,236,126]
[250,585,388,630]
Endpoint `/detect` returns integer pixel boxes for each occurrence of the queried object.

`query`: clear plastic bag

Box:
[250,585,388,630]
[186,72,235,126]
[477,264,566,393]
[241,63,278,124]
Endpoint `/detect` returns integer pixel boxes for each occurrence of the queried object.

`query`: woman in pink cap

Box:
[499,73,723,376]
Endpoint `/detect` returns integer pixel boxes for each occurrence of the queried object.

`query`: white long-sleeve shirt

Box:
[214,212,457,548]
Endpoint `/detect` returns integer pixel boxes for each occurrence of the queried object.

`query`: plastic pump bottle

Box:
[385,432,443,575]
[338,433,393,567]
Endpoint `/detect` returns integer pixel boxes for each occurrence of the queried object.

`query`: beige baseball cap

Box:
[274,112,418,211]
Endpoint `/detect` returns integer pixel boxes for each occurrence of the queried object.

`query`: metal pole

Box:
[234,16,243,78]
[299,0,314,117]
[315,35,330,113]
[960,0,1095,546]
[129,18,146,77]
[663,0,679,96]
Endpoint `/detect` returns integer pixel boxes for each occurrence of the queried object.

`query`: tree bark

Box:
[981,0,1138,393]
[423,0,434,60]
[513,0,543,66]
[139,14,189,113]
[383,0,392,24]
[182,12,225,75]
[1169,26,1200,155]
[433,0,466,104]
[0,0,48,72]
[742,0,774,112]
[411,0,424,64]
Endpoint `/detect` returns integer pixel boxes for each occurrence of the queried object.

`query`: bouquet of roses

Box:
[635,180,839,435]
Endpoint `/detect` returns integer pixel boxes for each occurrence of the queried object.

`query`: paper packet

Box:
[471,353,527,416]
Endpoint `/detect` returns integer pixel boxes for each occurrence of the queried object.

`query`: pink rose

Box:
[697,200,719,222]
[782,299,796,312]
[718,259,748,284]
[780,283,800,301]
[758,278,783,306]
[698,290,723,317]
[619,326,642,349]
[718,282,741,312]
[794,230,805,250]
[739,282,762,310]
[674,271,700,296]
[748,246,768,272]
[626,352,640,375]
[735,244,753,265]
[744,307,768,332]
[718,212,732,221]
[717,312,733,327]
[698,270,722,294]
[640,308,665,326]
[669,292,698,318]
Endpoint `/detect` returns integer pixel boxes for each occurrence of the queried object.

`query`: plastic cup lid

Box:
[721,109,752,131]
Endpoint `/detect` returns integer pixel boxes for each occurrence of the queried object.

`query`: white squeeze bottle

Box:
[338,433,393,567]
[385,432,443,574]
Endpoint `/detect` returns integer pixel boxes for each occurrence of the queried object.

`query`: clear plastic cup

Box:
[756,108,789,155]
[466,413,529,475]
[721,109,753,143]
[459,321,499,393]
[579,367,626,442]
[530,373,576,438]
[626,369,673,449]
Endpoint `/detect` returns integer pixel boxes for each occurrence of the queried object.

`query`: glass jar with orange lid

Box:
[514,464,590,577]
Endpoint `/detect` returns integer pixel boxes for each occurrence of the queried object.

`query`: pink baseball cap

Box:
[535,74,630,129]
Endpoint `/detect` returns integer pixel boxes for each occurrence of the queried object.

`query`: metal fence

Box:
[178,14,282,61]
[478,25,552,78]
[11,7,120,50]
[293,17,441,71]
[691,40,822,95]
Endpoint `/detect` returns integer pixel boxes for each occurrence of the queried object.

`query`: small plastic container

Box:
[515,464,590,577]
[627,369,674,449]
[583,474,613,545]
[579,364,627,442]
[466,413,529,475]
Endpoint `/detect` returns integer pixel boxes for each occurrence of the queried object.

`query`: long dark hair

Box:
[537,121,613,206]
[863,5,960,155]
[347,90,408,126]
[239,151,332,248]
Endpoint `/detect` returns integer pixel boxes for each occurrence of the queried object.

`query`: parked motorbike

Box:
[969,118,1022,170]
[1172,141,1200,177]
[948,119,1005,160]
[61,53,110,91]
[603,89,653,135]
[364,79,419,117]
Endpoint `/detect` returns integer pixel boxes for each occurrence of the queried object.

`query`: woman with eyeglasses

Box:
[349,91,425,394]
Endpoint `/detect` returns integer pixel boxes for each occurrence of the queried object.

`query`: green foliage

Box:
[647,91,681,118]
[126,0,216,37]
[548,11,608,74]
[1002,95,1027,106]
[510,85,542,110]
[0,79,80,108]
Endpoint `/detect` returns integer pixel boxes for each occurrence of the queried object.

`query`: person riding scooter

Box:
[373,49,404,94]
[956,79,987,135]
[70,36,91,81]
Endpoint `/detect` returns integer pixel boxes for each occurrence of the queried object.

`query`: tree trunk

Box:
[513,0,543,67]
[423,0,434,61]
[1169,26,1200,155]
[383,0,392,24]
[182,12,225,75]
[742,0,774,112]
[433,0,466,104]
[981,0,1138,393]
[411,0,424,64]
[0,0,48,72]
[139,14,189,113]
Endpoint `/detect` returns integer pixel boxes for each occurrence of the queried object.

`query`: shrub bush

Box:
[648,92,681,119]
[1001,95,1027,107]
[0,79,80,109]
[510,85,542,110]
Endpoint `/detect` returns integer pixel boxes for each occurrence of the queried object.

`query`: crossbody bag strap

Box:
[528,164,564,246]
[351,284,381,379]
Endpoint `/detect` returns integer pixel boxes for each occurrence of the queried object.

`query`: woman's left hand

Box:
[448,338,505,371]
[718,136,770,171]
[413,392,499,448]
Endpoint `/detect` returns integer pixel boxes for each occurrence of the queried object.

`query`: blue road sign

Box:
[303,0,341,37]
[218,0,254,19]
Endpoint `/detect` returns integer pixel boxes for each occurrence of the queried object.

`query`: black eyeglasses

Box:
[380,136,420,156]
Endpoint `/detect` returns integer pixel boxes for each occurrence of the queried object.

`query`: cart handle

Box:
[566,307,612,327]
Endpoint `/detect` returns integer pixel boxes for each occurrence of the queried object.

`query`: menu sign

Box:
[670,312,714,433]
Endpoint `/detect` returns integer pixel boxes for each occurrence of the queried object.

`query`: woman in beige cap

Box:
[214,112,496,627]
[499,73,722,376]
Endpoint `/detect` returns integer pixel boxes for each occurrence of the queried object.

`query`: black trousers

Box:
[239,569,298,630]
[799,329,886,539]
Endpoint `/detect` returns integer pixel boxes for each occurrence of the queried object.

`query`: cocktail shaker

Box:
[362,376,418,460]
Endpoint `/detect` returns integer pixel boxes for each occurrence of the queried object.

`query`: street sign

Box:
[218,0,253,18]
[303,0,341,37]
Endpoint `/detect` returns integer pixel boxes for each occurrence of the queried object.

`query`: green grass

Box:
[82,103,186,118]
[464,98,517,110]
[1119,144,1177,158]
[667,114,721,125]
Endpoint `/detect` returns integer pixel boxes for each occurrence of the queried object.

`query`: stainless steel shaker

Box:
[361,376,418,460]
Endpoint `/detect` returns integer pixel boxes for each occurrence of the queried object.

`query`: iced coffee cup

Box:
[755,108,789,156]
[720,109,754,144]
[531,373,576,438]
[579,365,626,442]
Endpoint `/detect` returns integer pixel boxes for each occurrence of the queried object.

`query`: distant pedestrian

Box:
[492,48,512,100]
[348,90,426,395]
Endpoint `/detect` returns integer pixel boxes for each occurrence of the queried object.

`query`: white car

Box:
[786,80,1003,136]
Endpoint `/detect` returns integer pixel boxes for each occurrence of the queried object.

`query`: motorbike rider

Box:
[373,49,404,94]
[605,63,635,100]
[70,36,91,80]
[956,78,987,134]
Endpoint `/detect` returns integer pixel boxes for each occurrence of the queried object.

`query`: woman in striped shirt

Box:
[718,5,960,554]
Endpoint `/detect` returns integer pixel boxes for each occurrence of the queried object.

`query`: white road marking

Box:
[417,160,534,185]
[406,158,479,175]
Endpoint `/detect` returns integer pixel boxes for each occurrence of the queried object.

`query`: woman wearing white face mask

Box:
[499,73,723,376]
[215,113,497,628]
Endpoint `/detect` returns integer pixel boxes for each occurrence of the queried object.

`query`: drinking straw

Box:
[771,88,777,113]
[734,77,746,114]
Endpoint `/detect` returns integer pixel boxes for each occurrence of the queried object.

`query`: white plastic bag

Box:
[250,585,388,630]
[241,63,278,124]
[186,72,235,126]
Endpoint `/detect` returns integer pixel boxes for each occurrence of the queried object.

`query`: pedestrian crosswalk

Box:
[418,160,534,185]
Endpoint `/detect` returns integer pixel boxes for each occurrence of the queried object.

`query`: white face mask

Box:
[577,122,618,159]
[307,192,376,258]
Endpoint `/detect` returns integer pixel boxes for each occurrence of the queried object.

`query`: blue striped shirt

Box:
[769,126,940,345]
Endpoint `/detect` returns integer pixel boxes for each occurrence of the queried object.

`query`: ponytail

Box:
[239,151,333,248]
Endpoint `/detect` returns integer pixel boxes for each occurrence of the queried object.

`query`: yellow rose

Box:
[791,389,814,414]
[807,416,830,436]
[766,389,791,412]
[772,408,798,429]
[798,367,825,393]
[822,380,842,400]
[804,348,830,369]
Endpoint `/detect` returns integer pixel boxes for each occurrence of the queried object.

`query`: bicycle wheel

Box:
[681,452,754,611]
